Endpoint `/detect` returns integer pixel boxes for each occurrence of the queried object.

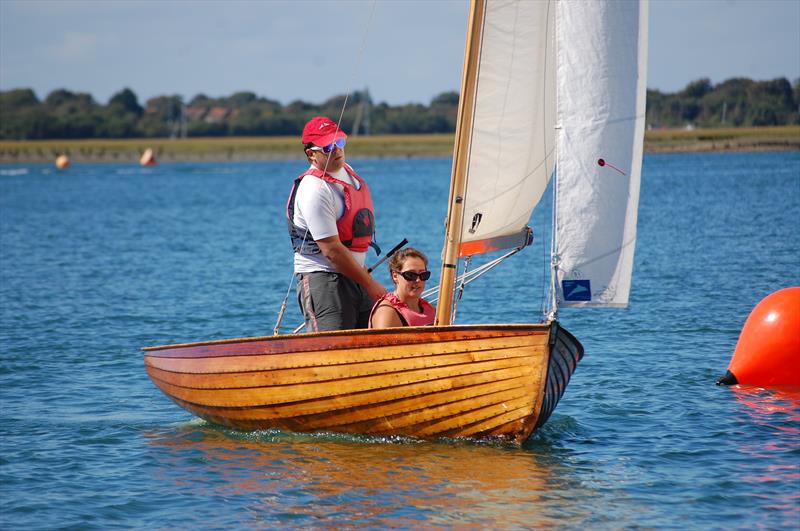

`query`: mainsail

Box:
[458,0,556,258]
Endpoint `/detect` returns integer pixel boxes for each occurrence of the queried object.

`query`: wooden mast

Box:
[434,0,485,326]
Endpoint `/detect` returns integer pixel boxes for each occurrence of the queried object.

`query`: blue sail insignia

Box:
[563,279,591,301]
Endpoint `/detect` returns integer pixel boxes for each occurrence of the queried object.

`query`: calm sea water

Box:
[1,151,798,529]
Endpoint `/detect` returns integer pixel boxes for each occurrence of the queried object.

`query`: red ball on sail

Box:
[718,287,800,386]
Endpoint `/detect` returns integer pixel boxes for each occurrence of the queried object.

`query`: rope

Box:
[331,0,378,157]
[274,0,379,336]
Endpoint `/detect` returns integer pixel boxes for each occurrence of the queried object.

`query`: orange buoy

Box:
[140,148,157,166]
[55,154,70,170]
[717,287,800,386]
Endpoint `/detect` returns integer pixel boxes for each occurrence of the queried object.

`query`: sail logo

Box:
[563,279,591,301]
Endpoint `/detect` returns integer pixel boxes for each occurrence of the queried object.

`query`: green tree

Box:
[0,88,39,109]
[745,78,795,126]
[0,89,42,139]
[42,89,101,138]
[99,88,144,137]
[224,91,258,108]
[681,78,713,99]
[430,91,459,107]
[108,88,143,116]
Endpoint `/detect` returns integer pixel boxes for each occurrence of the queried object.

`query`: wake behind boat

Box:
[144,0,647,444]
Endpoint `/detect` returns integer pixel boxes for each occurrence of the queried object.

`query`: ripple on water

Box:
[1,154,799,528]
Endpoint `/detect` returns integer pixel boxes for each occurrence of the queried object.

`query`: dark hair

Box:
[389,248,429,283]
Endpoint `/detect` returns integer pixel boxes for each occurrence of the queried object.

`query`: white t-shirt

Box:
[292,165,367,273]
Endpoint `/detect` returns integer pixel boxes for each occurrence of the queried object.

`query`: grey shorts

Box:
[296,272,375,332]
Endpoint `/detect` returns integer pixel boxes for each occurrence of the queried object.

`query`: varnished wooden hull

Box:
[143,323,583,444]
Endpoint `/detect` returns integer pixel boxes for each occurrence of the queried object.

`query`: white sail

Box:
[554,0,648,308]
[458,0,556,257]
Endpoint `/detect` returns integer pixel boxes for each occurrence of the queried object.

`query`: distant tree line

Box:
[1,77,797,140]
[647,77,800,128]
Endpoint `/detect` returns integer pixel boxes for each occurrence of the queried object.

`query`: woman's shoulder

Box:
[370,300,404,327]
[382,292,408,309]
[374,301,396,312]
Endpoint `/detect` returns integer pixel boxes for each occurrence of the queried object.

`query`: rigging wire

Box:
[539,0,556,321]
[422,247,524,302]
[547,168,559,321]
[274,0,379,336]
[451,256,472,323]
[539,164,554,318]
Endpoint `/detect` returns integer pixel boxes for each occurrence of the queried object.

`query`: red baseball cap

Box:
[301,116,347,147]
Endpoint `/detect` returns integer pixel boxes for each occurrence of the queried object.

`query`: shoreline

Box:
[0,126,797,164]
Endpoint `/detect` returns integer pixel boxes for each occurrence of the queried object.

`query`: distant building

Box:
[185,107,208,122]
[204,107,232,123]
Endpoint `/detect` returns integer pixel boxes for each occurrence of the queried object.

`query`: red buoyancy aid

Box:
[286,164,376,254]
[368,292,436,328]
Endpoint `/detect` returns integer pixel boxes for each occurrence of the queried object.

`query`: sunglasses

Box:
[397,270,431,282]
[309,138,346,154]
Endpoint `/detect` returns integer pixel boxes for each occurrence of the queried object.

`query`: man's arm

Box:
[316,236,387,301]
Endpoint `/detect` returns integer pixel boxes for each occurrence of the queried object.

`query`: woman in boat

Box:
[369,247,436,328]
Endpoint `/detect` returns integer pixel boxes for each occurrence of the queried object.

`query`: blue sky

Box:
[1,0,798,106]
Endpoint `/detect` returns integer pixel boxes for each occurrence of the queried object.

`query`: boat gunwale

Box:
[142,322,553,353]
[144,333,546,375]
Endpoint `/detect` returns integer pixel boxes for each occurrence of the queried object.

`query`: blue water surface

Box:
[1,152,798,529]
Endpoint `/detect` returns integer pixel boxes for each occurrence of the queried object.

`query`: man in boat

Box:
[287,116,387,332]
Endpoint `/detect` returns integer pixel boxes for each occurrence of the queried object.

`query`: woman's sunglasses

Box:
[309,138,346,154]
[397,270,431,282]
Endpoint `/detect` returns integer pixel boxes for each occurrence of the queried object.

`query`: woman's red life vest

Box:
[286,164,377,254]
[368,292,436,328]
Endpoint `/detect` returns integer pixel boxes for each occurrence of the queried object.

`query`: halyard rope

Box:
[274,1,379,335]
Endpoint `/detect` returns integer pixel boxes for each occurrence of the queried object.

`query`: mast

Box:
[548,2,561,322]
[435,0,485,326]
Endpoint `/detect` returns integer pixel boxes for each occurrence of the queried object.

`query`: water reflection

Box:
[731,385,800,429]
[145,424,596,528]
[729,386,800,527]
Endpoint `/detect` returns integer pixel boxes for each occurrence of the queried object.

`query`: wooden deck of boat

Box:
[144,324,582,444]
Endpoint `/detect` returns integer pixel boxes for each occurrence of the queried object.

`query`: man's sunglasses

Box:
[309,138,346,154]
[397,270,431,282]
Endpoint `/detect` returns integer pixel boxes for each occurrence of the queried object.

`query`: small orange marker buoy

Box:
[55,154,70,170]
[140,148,157,166]
[718,287,800,386]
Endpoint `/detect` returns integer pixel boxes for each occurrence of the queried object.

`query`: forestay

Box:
[554,0,648,308]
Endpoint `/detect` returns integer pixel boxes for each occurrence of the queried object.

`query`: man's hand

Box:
[317,236,387,301]
[364,274,388,301]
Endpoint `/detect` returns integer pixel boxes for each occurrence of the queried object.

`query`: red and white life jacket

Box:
[286,163,377,254]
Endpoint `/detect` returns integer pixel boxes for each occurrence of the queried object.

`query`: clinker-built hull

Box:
[144,323,583,444]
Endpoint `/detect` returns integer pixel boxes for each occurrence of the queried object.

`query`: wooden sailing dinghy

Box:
[145,324,581,442]
[144,0,648,444]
